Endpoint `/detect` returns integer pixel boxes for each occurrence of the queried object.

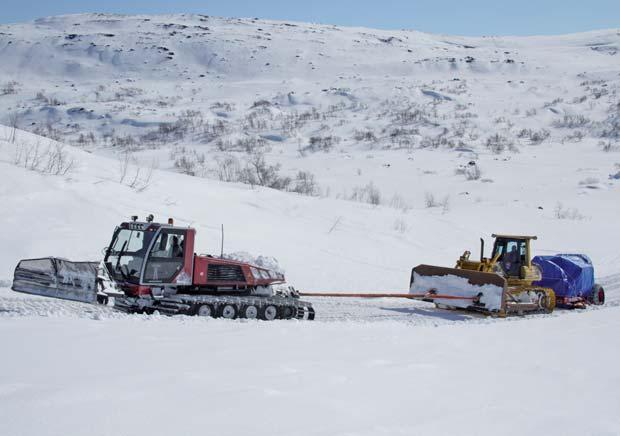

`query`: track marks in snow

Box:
[4,287,619,326]
[0,290,124,320]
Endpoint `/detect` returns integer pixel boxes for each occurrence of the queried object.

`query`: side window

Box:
[519,241,527,257]
[144,230,186,283]
[150,232,185,259]
[493,243,505,259]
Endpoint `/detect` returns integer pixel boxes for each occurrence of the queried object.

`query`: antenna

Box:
[220,224,224,258]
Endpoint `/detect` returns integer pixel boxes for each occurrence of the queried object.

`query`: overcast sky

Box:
[1,0,619,36]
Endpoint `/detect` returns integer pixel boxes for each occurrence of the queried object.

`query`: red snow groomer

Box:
[12,215,315,320]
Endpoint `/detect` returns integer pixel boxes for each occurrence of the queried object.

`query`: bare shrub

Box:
[215,155,241,182]
[393,218,408,234]
[386,127,418,149]
[599,140,618,152]
[572,95,587,104]
[174,155,197,176]
[118,151,156,191]
[177,109,204,133]
[561,130,585,143]
[111,134,137,149]
[353,129,377,142]
[170,148,206,176]
[114,87,144,100]
[239,136,268,154]
[349,182,382,206]
[393,107,428,125]
[7,112,19,143]
[251,99,271,108]
[43,143,75,175]
[1,81,19,95]
[240,151,290,190]
[517,128,550,145]
[13,141,42,169]
[424,192,438,208]
[554,203,584,220]
[493,116,514,129]
[75,132,96,146]
[552,114,591,128]
[243,110,272,131]
[420,130,452,149]
[158,121,187,141]
[197,119,229,143]
[600,107,620,139]
[304,135,340,153]
[32,121,63,142]
[486,134,516,154]
[543,98,564,108]
[127,162,155,192]
[13,141,75,176]
[425,192,450,212]
[389,194,411,212]
[35,91,64,106]
[210,101,235,112]
[215,154,320,196]
[118,150,131,183]
[441,196,450,213]
[291,171,319,196]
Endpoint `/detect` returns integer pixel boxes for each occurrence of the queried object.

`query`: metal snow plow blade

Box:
[410,264,508,315]
[12,258,99,304]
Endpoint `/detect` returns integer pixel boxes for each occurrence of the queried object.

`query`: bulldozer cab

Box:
[491,234,536,279]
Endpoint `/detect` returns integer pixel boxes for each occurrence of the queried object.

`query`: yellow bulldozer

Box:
[303,233,602,317]
[410,234,556,316]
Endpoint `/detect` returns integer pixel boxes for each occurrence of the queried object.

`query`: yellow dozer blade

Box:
[410,264,508,315]
[410,265,556,316]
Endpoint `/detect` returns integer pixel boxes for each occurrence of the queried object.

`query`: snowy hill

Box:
[0,14,620,436]
[0,15,618,234]
[0,15,618,149]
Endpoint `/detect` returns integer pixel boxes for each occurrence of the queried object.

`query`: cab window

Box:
[144,230,186,283]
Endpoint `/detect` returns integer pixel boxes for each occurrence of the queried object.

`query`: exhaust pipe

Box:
[480,238,485,262]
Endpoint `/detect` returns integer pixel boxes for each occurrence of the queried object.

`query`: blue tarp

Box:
[532,254,595,298]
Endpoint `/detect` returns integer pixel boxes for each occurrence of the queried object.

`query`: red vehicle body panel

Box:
[193,255,284,287]
[115,222,283,295]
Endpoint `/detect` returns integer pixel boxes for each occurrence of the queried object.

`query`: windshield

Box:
[104,228,155,283]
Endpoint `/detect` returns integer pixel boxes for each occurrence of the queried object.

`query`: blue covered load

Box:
[532,254,595,299]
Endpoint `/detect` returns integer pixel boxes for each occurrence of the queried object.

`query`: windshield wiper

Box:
[115,240,129,279]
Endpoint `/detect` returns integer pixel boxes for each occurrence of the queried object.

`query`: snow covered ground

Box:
[1,279,619,436]
[0,13,619,436]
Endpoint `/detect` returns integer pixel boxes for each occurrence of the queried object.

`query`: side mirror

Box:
[101,247,108,256]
